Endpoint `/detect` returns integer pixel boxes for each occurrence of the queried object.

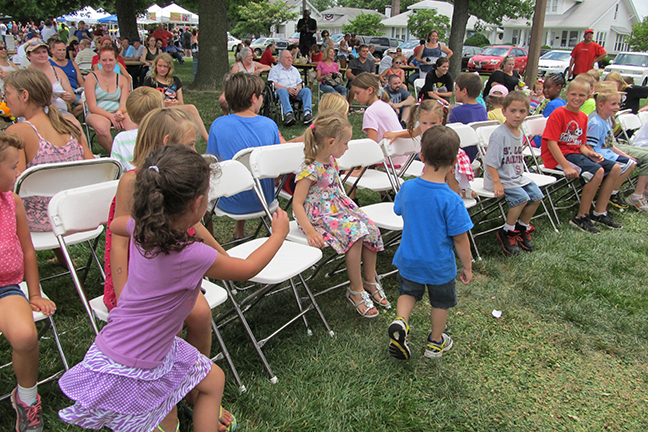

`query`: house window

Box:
[561,31,568,48]
[568,31,578,47]
[614,4,619,20]
[546,0,558,13]
[595,31,607,47]
[512,29,520,45]
[615,33,628,51]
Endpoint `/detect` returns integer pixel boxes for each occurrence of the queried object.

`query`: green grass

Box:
[2,62,648,431]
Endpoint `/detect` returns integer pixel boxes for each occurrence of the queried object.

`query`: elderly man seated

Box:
[268,49,313,126]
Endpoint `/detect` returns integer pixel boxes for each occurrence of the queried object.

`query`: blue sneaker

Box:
[425,333,453,358]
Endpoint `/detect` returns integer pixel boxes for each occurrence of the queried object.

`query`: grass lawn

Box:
[1,61,648,432]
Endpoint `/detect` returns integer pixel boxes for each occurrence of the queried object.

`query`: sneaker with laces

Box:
[388,318,410,360]
[11,388,43,432]
[515,223,534,252]
[608,194,629,210]
[283,112,296,126]
[590,212,623,229]
[570,214,600,234]
[626,194,648,213]
[495,228,521,255]
[425,333,453,358]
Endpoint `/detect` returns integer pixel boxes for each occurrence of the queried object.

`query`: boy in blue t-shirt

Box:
[448,73,487,160]
[388,125,473,360]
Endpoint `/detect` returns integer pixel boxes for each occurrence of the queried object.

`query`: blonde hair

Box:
[150,53,175,85]
[575,73,597,90]
[351,73,390,102]
[4,69,82,143]
[322,47,336,62]
[604,71,630,91]
[303,112,352,164]
[126,87,165,124]
[0,131,25,162]
[593,84,621,109]
[406,99,448,135]
[132,107,196,169]
[585,69,601,83]
[318,93,349,115]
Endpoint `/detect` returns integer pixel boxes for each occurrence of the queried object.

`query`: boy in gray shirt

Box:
[484,91,544,255]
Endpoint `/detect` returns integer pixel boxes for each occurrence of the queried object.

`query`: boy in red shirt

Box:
[541,78,621,233]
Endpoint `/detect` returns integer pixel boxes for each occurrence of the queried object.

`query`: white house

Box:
[270,0,322,38]
[317,7,385,35]
[500,0,640,54]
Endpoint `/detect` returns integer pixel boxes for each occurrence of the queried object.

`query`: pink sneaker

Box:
[10,388,43,432]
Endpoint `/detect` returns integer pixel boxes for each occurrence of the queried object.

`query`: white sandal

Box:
[363,279,391,309]
[346,288,379,318]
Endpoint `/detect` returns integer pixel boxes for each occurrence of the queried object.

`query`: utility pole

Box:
[525,0,547,85]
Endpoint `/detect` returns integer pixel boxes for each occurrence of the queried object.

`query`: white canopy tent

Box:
[139,3,198,25]
[59,6,111,24]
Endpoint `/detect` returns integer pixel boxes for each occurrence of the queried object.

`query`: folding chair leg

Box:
[297,274,334,338]
[468,229,482,261]
[211,319,246,393]
[289,278,312,336]
[539,199,559,233]
[48,316,70,371]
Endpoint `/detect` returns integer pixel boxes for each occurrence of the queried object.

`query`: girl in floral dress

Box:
[293,112,389,318]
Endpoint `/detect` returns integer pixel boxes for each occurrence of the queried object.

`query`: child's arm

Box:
[611,146,634,160]
[485,165,505,198]
[366,128,378,143]
[453,232,472,285]
[14,194,56,315]
[580,144,604,163]
[293,178,326,248]
[110,174,136,303]
[383,129,415,143]
[205,208,290,280]
[193,222,229,257]
[379,68,389,84]
[547,140,579,179]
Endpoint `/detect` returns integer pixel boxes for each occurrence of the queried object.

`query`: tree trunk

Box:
[115,0,139,40]
[448,0,469,82]
[190,0,229,90]
[525,0,547,85]
[391,0,401,15]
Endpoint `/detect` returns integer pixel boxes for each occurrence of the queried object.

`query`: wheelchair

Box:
[261,81,304,126]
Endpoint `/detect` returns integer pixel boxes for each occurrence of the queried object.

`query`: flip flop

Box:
[157,421,180,432]
[219,406,237,432]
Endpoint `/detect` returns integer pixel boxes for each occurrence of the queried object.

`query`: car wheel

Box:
[255,48,262,56]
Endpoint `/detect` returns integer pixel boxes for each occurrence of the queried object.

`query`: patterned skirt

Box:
[59,337,212,432]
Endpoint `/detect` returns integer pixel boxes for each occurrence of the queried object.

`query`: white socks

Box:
[504,223,516,232]
[17,384,37,406]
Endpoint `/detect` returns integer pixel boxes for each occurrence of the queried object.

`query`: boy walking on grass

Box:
[388,126,473,360]
[484,91,544,255]
[541,78,622,234]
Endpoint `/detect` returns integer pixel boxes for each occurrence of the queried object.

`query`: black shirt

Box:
[421,70,454,101]
[297,17,317,45]
[623,85,648,113]
[483,70,520,96]
[348,58,375,78]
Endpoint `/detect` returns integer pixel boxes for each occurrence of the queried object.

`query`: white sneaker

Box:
[626,194,648,212]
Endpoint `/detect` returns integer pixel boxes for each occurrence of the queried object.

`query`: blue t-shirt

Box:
[207,115,280,214]
[587,114,618,161]
[75,29,92,41]
[533,98,567,147]
[393,177,473,285]
[448,102,487,125]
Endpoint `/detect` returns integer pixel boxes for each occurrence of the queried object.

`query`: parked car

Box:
[250,37,278,57]
[228,33,242,52]
[368,36,403,58]
[467,45,528,74]
[537,50,573,77]
[602,51,648,86]
[461,45,484,71]
[330,33,345,50]
[399,39,421,60]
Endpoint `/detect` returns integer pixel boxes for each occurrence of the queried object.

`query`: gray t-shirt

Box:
[484,123,531,190]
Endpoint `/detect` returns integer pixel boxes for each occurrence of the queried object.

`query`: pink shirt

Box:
[316,61,339,80]
[362,99,403,142]
[0,191,23,287]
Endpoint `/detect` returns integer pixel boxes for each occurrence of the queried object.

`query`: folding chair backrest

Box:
[248,142,305,179]
[475,124,500,153]
[232,147,255,171]
[639,111,648,126]
[468,120,500,130]
[522,116,548,137]
[446,123,479,149]
[617,113,643,133]
[336,139,386,171]
[208,160,256,201]
[413,78,425,100]
[379,137,420,158]
[48,180,119,237]
[15,159,122,198]
[6,37,15,51]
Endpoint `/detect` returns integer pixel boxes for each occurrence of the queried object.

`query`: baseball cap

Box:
[584,29,594,34]
[25,39,48,54]
[387,48,397,54]
[489,84,509,97]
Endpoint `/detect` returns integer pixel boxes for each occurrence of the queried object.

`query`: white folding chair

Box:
[638,111,648,126]
[413,78,425,100]
[15,159,122,283]
[210,160,333,384]
[617,113,643,144]
[339,138,404,196]
[0,282,69,401]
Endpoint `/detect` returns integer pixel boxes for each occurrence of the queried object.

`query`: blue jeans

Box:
[320,83,347,96]
[504,181,544,207]
[275,87,312,115]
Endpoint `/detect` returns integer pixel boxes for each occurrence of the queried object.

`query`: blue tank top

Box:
[50,58,78,89]
[420,44,442,73]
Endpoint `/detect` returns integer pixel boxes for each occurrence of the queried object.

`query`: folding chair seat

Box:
[15,159,122,283]
[617,113,643,144]
[81,92,116,153]
[0,283,69,401]
[210,160,333,384]
[413,78,425,100]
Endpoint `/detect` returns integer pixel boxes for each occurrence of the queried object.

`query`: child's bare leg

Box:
[613,164,633,191]
[346,240,377,315]
[634,175,648,196]
[184,293,213,406]
[445,170,460,195]
[594,164,620,214]
[578,169,603,217]
[193,363,230,432]
[396,295,416,322]
[158,406,178,432]
[0,297,39,387]
[361,245,388,306]
[505,202,527,226]
[233,221,246,239]
[519,200,541,225]
[430,307,449,343]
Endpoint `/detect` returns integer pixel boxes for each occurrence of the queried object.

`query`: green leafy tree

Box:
[628,17,648,52]
[311,0,337,12]
[0,0,103,22]
[338,0,418,14]
[407,9,450,41]
[463,33,490,47]
[232,0,298,38]
[342,13,384,37]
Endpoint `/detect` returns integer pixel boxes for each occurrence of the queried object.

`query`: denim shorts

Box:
[398,274,457,309]
[0,284,26,301]
[504,181,544,207]
[564,153,617,182]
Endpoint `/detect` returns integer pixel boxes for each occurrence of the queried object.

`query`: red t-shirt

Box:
[570,41,606,75]
[152,29,173,47]
[91,55,128,72]
[259,49,275,66]
[310,52,323,63]
[541,106,588,169]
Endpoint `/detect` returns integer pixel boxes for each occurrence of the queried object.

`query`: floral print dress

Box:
[296,156,384,254]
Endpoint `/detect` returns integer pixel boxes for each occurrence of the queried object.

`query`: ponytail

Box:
[47,103,83,143]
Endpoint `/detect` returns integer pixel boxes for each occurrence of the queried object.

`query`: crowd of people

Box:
[2,14,648,432]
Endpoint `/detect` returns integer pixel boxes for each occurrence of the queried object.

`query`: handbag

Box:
[323,72,344,87]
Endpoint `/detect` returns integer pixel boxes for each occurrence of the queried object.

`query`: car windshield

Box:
[614,53,648,67]
[480,47,510,57]
[253,38,266,45]
[399,40,419,49]
[541,51,571,61]
[331,34,344,43]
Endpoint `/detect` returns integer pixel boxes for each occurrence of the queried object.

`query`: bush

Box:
[599,56,611,69]
[464,33,490,47]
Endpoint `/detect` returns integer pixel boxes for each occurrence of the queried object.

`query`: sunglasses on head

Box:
[0,46,6,50]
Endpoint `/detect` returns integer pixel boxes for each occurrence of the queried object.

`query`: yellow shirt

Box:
[487,108,505,124]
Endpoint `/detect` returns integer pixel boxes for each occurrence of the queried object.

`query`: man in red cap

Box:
[568,29,606,79]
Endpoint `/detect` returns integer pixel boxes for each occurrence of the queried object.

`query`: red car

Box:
[467,45,528,74]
